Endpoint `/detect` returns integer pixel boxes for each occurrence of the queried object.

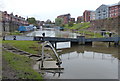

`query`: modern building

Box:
[90,11,96,20]
[83,10,92,22]
[77,16,83,23]
[95,4,109,20]
[57,13,71,24]
[109,2,120,18]
[70,18,75,23]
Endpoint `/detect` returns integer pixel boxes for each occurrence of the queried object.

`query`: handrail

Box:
[41,41,62,68]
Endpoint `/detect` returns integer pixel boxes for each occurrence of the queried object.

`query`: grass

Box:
[64,22,104,38]
[64,22,90,30]
[9,31,23,35]
[2,50,43,79]
[2,41,41,54]
[76,31,103,38]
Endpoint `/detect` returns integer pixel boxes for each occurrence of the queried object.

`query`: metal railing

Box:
[41,41,62,68]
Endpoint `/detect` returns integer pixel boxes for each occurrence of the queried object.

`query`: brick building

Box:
[83,10,92,22]
[57,13,71,24]
[70,18,75,23]
[77,16,83,23]
[109,2,120,18]
[2,11,28,25]
[1,11,28,32]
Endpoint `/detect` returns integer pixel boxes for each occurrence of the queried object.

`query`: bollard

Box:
[3,36,5,40]
[13,36,16,40]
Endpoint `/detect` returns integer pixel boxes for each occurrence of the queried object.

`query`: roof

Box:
[96,4,109,10]
[109,2,120,7]
[58,13,71,17]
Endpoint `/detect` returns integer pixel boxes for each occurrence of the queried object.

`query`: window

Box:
[110,14,111,17]
[103,10,106,12]
[98,11,100,13]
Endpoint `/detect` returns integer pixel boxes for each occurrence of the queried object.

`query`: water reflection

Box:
[44,43,118,79]
[59,45,119,59]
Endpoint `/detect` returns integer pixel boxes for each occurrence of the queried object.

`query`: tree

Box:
[68,21,74,27]
[55,18,63,26]
[27,17,37,25]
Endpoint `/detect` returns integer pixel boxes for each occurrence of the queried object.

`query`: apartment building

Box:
[95,4,109,20]
[70,18,75,23]
[109,2,120,18]
[2,11,28,25]
[83,10,91,22]
[57,13,71,24]
[2,11,28,32]
[77,16,83,23]
[90,11,96,20]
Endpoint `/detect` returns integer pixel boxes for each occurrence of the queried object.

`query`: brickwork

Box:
[1,11,28,32]
[83,10,91,22]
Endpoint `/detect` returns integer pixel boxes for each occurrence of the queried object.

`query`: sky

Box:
[1,0,120,21]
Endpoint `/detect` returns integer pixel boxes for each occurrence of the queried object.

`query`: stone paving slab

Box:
[33,61,64,70]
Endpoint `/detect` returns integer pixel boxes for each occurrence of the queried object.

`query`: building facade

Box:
[77,16,83,23]
[109,2,120,18]
[83,10,91,22]
[90,11,96,20]
[95,4,109,20]
[1,11,28,32]
[70,18,75,23]
[2,11,28,25]
[57,13,71,24]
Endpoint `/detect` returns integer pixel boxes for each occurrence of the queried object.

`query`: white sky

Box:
[1,0,120,21]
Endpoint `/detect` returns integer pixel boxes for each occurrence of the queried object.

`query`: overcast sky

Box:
[1,0,120,21]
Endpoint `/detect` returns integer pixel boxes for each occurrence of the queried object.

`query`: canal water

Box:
[44,42,118,79]
[26,30,78,38]
[27,30,118,79]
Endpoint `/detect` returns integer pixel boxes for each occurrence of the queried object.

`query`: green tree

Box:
[27,17,37,25]
[68,21,74,27]
[55,18,63,26]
